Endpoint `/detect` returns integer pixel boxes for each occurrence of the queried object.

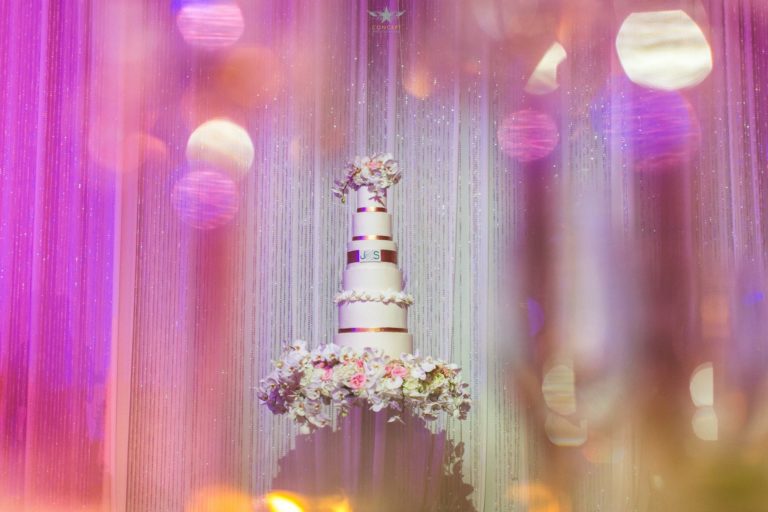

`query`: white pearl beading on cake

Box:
[334,289,414,306]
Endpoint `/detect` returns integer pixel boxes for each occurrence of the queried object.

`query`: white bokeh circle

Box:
[616,10,713,91]
[186,118,254,180]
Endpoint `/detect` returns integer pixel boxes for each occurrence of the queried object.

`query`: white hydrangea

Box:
[257,341,471,433]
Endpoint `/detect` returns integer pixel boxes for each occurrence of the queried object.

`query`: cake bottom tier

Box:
[334,332,413,358]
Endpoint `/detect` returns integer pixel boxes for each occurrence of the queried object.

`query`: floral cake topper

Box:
[332,152,402,204]
[258,341,471,433]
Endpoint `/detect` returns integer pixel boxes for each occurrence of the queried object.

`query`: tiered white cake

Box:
[334,187,413,357]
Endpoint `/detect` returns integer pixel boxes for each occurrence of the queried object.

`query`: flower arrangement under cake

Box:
[258,153,470,433]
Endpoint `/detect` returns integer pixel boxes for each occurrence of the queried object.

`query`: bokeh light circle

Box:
[545,413,588,447]
[186,118,254,180]
[262,491,306,512]
[526,298,545,336]
[542,364,576,416]
[616,10,712,91]
[591,79,700,171]
[215,47,284,108]
[172,169,239,230]
[180,88,246,130]
[471,0,551,41]
[497,109,559,162]
[690,362,714,407]
[176,1,244,49]
[508,481,567,512]
[692,406,719,441]
[403,65,434,99]
[89,130,168,174]
[525,42,567,95]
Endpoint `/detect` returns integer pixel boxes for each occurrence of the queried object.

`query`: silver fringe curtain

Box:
[2,1,768,511]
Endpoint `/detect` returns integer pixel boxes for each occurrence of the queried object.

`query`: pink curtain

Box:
[3,1,768,511]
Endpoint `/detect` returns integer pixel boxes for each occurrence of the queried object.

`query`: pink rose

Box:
[355,359,364,369]
[349,373,367,389]
[387,364,408,378]
[321,368,334,381]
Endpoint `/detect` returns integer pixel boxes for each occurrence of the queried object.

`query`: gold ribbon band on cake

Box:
[347,249,398,264]
[338,327,408,333]
[356,207,387,212]
[352,235,392,241]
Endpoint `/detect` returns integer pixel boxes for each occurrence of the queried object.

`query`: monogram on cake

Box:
[332,154,412,357]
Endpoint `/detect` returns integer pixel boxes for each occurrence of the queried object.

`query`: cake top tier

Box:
[332,152,401,205]
[356,187,388,211]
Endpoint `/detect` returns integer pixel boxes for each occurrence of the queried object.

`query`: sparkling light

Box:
[525,42,567,95]
[616,10,713,91]
[172,170,239,230]
[186,118,254,180]
[263,492,305,512]
[497,109,559,163]
[690,362,714,407]
[176,1,244,49]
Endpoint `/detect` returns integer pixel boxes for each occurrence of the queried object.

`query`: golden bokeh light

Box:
[508,481,567,512]
[403,65,434,99]
[185,486,253,512]
[616,10,713,91]
[262,491,307,512]
[315,495,352,512]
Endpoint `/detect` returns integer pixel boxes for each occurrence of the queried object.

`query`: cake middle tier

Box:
[343,264,403,291]
[338,301,408,329]
[334,331,412,358]
[352,212,391,239]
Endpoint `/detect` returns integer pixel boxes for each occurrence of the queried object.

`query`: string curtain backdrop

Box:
[2,1,768,511]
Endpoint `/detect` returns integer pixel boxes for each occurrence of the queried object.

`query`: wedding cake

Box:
[257,153,471,432]
[332,154,413,357]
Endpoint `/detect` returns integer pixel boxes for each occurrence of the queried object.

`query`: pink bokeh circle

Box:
[497,109,559,163]
[171,169,239,230]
